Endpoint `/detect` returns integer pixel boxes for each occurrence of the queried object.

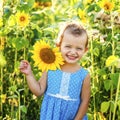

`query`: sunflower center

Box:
[20,16,25,21]
[40,48,56,64]
[104,4,110,10]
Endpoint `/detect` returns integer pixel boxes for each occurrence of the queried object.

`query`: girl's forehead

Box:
[63,32,87,45]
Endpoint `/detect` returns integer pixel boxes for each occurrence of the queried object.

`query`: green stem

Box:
[11,104,14,118]
[14,48,17,72]
[16,91,20,120]
[23,47,26,105]
[0,0,4,116]
[112,74,120,120]
[18,93,20,120]
[91,37,96,120]
[0,67,3,117]
[109,11,115,120]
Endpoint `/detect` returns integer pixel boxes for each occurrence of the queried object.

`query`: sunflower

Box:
[15,11,30,27]
[99,0,114,12]
[33,2,42,8]
[106,55,118,67]
[31,40,64,72]
[78,9,87,23]
[33,1,52,9]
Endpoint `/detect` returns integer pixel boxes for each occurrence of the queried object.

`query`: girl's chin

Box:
[65,58,78,63]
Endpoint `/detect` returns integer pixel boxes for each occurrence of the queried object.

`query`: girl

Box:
[19,22,90,120]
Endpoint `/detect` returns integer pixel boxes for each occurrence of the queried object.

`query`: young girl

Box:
[19,22,90,120]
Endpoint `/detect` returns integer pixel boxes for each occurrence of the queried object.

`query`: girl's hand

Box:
[19,60,32,75]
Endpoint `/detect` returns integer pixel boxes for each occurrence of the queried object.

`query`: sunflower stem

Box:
[14,48,17,80]
[91,36,96,120]
[23,47,26,104]
[16,91,20,120]
[109,11,115,120]
[112,74,120,120]
[0,0,4,116]
[0,67,3,117]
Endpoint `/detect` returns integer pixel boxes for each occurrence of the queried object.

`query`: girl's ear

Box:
[56,43,60,47]
[85,47,88,53]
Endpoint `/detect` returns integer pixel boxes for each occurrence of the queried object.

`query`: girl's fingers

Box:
[19,60,29,69]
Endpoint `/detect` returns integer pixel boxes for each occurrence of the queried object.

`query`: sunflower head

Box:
[33,1,52,9]
[15,11,30,27]
[106,55,119,67]
[31,40,64,72]
[99,0,114,12]
[78,9,87,23]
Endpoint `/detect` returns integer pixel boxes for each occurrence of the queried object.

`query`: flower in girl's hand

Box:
[31,40,64,72]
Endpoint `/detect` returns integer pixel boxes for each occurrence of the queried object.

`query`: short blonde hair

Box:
[56,22,88,47]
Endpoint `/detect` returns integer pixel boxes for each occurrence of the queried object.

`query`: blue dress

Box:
[40,68,88,120]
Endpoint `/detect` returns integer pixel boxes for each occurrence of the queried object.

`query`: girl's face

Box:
[60,31,88,64]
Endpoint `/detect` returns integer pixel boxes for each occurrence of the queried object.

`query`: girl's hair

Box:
[56,22,88,47]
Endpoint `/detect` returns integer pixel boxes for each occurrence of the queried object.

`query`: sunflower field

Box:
[0,0,120,120]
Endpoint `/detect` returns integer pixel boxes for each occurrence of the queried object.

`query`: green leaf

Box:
[110,101,114,113]
[87,4,97,12]
[11,37,29,50]
[97,68,106,75]
[20,105,27,113]
[27,0,35,8]
[93,47,100,56]
[9,85,17,92]
[101,101,110,113]
[104,80,111,91]
[91,86,98,96]
[7,95,18,99]
[110,73,119,87]
[0,52,6,67]
[17,0,35,12]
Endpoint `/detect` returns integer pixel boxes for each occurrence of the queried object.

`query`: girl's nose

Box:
[70,49,76,54]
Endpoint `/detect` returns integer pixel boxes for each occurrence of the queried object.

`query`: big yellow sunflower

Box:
[15,11,30,27]
[31,40,64,72]
[99,0,114,12]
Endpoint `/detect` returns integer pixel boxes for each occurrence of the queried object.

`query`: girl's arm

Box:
[26,71,47,96]
[19,60,47,96]
[74,74,91,120]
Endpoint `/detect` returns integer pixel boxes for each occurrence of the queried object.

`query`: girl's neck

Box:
[60,63,81,73]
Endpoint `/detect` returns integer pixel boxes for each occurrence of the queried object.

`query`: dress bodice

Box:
[46,68,88,100]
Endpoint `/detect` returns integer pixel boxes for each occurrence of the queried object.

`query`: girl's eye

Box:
[65,46,71,48]
[77,48,82,50]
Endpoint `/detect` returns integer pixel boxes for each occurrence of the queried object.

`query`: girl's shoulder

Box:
[80,67,89,73]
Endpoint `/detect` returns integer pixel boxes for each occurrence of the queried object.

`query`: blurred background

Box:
[0,0,120,119]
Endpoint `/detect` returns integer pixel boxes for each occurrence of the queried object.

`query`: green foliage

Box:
[0,0,120,120]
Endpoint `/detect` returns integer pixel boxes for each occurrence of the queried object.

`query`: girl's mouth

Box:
[67,55,78,60]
